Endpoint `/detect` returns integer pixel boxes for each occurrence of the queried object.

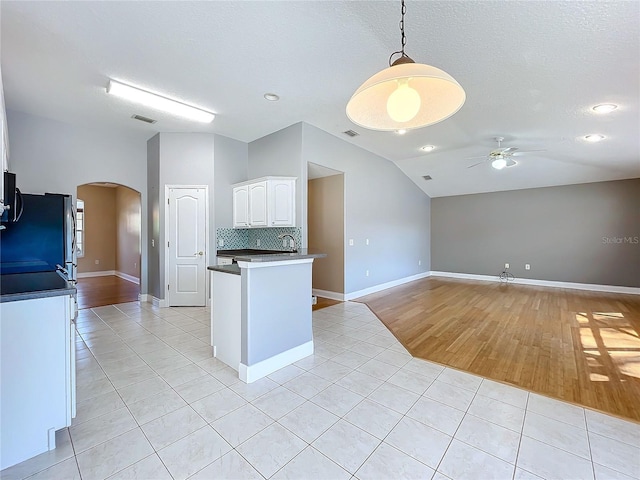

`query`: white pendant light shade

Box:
[346,62,466,131]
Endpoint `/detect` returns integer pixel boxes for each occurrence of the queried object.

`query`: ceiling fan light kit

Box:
[106,79,215,123]
[346,0,465,131]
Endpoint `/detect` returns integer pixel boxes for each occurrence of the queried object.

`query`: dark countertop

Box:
[216,249,294,258]
[1,271,77,303]
[210,249,327,274]
[234,249,326,262]
[208,264,241,275]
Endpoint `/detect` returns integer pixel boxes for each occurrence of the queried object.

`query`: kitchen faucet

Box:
[278,233,297,252]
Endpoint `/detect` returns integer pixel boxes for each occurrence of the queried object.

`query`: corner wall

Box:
[431,178,640,287]
[301,123,431,294]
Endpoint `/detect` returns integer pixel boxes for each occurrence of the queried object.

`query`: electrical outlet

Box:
[256,239,261,247]
[218,238,224,247]
[151,239,155,247]
[366,270,369,277]
[525,264,531,270]
[94,259,99,265]
[505,263,509,269]
[349,239,354,246]
[134,262,137,268]
[366,238,369,245]
[418,260,422,266]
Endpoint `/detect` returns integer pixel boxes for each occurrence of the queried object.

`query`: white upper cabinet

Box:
[232,177,296,229]
[232,186,249,227]
[248,181,268,226]
[270,178,295,226]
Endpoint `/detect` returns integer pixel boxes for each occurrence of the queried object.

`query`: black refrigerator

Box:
[0,192,77,282]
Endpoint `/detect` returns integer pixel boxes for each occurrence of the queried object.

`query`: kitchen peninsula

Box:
[208,249,326,383]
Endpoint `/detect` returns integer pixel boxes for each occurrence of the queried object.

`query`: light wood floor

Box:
[76,275,140,310]
[357,277,640,422]
[313,296,342,311]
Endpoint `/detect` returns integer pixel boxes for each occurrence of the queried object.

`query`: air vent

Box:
[343,130,359,137]
[422,175,433,181]
[131,114,157,124]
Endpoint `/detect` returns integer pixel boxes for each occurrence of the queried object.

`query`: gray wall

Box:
[301,123,431,294]
[214,134,248,228]
[147,133,215,300]
[248,123,305,242]
[6,109,150,293]
[431,178,640,287]
[147,134,161,298]
[241,262,313,365]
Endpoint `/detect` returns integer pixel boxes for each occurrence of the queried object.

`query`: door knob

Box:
[197,251,204,256]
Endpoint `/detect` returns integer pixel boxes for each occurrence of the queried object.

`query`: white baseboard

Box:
[430,271,640,295]
[151,296,169,308]
[115,271,140,285]
[346,271,431,301]
[77,270,140,286]
[239,340,314,383]
[77,270,116,278]
[312,289,345,301]
[138,294,150,303]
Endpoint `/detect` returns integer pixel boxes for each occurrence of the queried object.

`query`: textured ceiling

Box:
[1,1,639,197]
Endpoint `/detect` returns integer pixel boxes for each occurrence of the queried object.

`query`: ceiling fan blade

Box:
[501,147,518,154]
[465,155,489,160]
[506,159,517,167]
[511,149,547,156]
[467,160,487,169]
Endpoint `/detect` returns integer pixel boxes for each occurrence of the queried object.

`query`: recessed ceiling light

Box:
[584,134,605,142]
[592,104,618,114]
[396,129,407,135]
[420,145,435,152]
[106,79,214,123]
[264,93,280,101]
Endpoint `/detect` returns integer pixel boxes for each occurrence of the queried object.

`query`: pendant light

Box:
[346,0,465,131]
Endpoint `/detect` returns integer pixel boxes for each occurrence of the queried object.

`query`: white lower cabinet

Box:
[0,295,75,470]
[233,177,295,228]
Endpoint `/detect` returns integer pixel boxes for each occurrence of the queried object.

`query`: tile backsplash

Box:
[216,227,301,251]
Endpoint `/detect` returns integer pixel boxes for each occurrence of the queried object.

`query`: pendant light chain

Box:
[400,0,407,56]
[389,0,410,66]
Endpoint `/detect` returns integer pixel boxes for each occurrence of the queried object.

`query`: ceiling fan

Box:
[467,137,545,170]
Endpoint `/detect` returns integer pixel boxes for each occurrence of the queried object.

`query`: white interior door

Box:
[167,187,207,306]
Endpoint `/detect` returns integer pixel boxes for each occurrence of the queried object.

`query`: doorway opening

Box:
[75,183,141,309]
[307,162,345,304]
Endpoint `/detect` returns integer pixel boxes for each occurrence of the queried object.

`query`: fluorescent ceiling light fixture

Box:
[420,145,436,152]
[584,134,605,142]
[592,104,617,114]
[107,80,214,123]
[264,93,280,101]
[492,158,507,170]
[346,1,465,131]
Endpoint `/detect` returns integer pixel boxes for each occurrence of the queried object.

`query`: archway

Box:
[75,182,141,309]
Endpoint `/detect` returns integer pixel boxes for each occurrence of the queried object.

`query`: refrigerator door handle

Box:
[14,188,24,222]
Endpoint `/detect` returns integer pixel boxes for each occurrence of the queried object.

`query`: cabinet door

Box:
[232,186,249,228]
[269,179,295,226]
[248,181,268,226]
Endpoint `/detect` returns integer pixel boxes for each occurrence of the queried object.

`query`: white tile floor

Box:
[2,301,639,480]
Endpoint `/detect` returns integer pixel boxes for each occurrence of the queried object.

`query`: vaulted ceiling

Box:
[2,1,638,197]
